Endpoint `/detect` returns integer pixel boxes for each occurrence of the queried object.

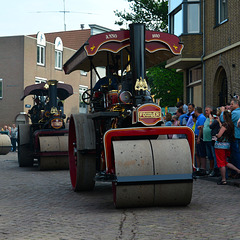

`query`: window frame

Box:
[55,50,63,70]
[168,0,201,36]
[187,3,200,33]
[37,45,45,66]
[216,0,228,25]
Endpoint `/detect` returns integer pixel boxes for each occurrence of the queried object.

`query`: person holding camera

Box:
[215,110,240,184]
[203,106,215,176]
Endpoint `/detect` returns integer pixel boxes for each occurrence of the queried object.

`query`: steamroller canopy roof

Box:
[63,29,183,74]
[21,82,73,100]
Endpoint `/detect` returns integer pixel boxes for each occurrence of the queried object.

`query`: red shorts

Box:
[215,149,231,168]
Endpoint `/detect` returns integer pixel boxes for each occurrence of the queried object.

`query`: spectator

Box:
[165,113,172,126]
[192,113,197,132]
[215,110,240,185]
[203,106,215,176]
[209,108,221,177]
[195,107,207,174]
[176,108,188,139]
[171,115,178,126]
[176,108,188,126]
[186,103,195,128]
[2,125,10,136]
[220,98,240,178]
[176,101,188,114]
[165,113,173,139]
[10,124,18,152]
[229,98,240,177]
[171,115,179,139]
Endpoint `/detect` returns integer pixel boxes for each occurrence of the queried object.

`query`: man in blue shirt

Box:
[219,98,240,176]
[230,98,240,174]
[176,108,188,126]
[186,103,195,128]
[195,107,207,174]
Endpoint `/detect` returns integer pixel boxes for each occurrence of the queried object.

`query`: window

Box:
[173,9,183,36]
[80,70,87,76]
[187,3,200,33]
[0,79,2,99]
[55,37,63,70]
[187,66,202,105]
[168,0,200,35]
[55,50,62,69]
[79,85,88,113]
[217,0,228,24]
[35,77,47,84]
[36,32,46,66]
[37,45,45,65]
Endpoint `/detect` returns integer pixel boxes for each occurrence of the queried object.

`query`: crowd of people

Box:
[164,99,240,185]
[0,124,18,152]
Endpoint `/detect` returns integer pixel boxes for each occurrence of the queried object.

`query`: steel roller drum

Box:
[39,135,68,170]
[0,134,11,155]
[112,139,193,208]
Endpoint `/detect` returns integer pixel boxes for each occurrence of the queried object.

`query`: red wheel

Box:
[68,115,96,191]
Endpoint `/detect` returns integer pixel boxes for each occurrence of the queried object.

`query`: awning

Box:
[21,82,73,100]
[63,30,183,74]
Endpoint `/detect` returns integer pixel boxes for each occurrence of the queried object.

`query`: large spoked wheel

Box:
[18,124,33,167]
[112,139,193,208]
[68,115,96,191]
[82,89,93,105]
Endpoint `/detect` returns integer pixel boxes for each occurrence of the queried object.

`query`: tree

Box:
[114,0,183,107]
[114,0,168,32]
[147,62,183,107]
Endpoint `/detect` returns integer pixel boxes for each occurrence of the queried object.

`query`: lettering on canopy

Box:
[84,30,183,57]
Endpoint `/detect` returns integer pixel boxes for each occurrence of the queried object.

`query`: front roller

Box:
[68,114,96,191]
[112,139,193,208]
[38,135,69,170]
[0,134,11,155]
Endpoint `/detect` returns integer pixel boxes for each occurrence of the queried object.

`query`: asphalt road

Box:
[1,152,240,240]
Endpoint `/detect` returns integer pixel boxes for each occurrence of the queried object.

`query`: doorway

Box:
[213,67,228,107]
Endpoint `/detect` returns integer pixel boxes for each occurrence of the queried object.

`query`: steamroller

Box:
[18,80,73,170]
[64,23,195,208]
[0,134,11,155]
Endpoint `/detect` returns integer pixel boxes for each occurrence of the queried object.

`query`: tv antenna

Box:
[31,0,98,31]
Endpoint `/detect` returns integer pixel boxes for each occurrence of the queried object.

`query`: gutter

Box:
[201,0,206,109]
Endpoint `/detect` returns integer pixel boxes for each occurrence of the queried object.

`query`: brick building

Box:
[0,24,111,127]
[166,0,239,108]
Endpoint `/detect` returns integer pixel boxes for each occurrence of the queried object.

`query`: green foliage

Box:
[147,63,183,107]
[114,0,183,107]
[114,0,168,32]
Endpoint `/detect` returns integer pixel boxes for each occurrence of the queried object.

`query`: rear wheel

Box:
[18,124,33,167]
[69,115,96,191]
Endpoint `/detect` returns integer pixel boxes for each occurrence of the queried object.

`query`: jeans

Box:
[230,139,240,171]
[211,145,218,169]
[11,138,17,152]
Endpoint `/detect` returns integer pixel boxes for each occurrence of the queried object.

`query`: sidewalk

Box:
[197,174,240,187]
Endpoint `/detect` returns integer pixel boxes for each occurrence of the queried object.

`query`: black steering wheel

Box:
[82,89,94,105]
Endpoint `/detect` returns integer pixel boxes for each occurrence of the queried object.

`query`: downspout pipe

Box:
[201,0,206,109]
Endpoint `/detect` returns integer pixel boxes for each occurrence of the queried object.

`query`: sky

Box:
[0,0,131,37]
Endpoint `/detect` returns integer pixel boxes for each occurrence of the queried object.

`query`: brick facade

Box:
[167,1,240,108]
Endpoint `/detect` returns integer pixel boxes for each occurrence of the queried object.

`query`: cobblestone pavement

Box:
[1,152,240,240]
